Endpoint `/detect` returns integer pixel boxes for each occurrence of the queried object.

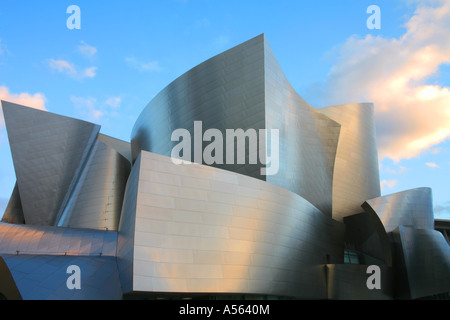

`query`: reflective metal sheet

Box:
[392,226,450,299]
[0,254,122,300]
[117,151,345,299]
[0,223,117,256]
[1,101,100,226]
[130,34,340,215]
[362,188,434,232]
[320,103,381,221]
[57,140,130,231]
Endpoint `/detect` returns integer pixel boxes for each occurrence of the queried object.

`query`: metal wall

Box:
[131,34,341,215]
[391,226,450,299]
[320,103,381,221]
[118,151,345,299]
[57,139,131,231]
[116,154,142,295]
[0,223,118,256]
[2,101,100,226]
[263,38,340,216]
[131,34,266,180]
[327,264,393,300]
[362,188,434,232]
[0,254,122,300]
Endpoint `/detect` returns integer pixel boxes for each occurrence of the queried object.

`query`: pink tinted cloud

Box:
[322,1,450,162]
[0,86,47,127]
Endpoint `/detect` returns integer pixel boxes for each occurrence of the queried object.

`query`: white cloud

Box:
[0,86,47,127]
[318,0,450,162]
[125,56,162,72]
[384,165,408,174]
[48,59,97,80]
[425,162,439,168]
[380,179,398,191]
[78,41,97,57]
[71,95,122,122]
[105,97,121,109]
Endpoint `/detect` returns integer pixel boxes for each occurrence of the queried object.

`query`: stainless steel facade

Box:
[320,103,381,221]
[131,34,340,215]
[0,35,449,300]
[57,140,131,231]
[2,101,100,226]
[362,187,434,232]
[117,151,344,299]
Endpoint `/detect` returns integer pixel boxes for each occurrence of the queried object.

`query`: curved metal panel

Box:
[264,38,340,215]
[393,226,450,299]
[343,210,392,267]
[362,188,434,232]
[0,223,117,256]
[1,254,122,300]
[320,103,381,221]
[57,140,131,231]
[131,34,266,179]
[131,34,340,215]
[117,153,142,294]
[97,133,132,163]
[119,151,345,299]
[1,101,100,226]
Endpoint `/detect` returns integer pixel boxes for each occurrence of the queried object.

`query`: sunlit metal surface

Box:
[97,133,133,163]
[0,223,117,256]
[263,38,340,216]
[362,188,434,232]
[57,139,131,231]
[392,226,450,299]
[0,35,448,300]
[131,34,340,215]
[320,103,381,221]
[117,151,345,299]
[0,254,122,300]
[2,101,100,226]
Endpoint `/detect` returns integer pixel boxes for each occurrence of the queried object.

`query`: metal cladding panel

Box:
[131,34,266,181]
[0,254,122,300]
[97,133,132,163]
[395,226,450,299]
[1,101,100,226]
[0,223,117,256]
[327,264,393,300]
[320,103,381,221]
[131,34,341,215]
[1,182,25,224]
[116,154,142,294]
[263,38,340,215]
[362,188,434,232]
[343,211,392,267]
[129,151,344,299]
[57,140,131,231]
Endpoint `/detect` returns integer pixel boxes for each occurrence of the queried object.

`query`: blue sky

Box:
[0,0,449,219]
